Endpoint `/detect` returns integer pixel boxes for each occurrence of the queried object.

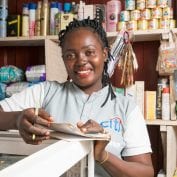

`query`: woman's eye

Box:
[64,53,76,60]
[85,50,96,56]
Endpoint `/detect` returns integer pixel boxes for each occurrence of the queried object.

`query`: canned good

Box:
[146,0,156,9]
[120,11,130,22]
[136,0,146,10]
[148,19,159,29]
[157,0,168,8]
[140,9,151,20]
[159,19,170,29]
[131,10,141,20]
[151,7,162,19]
[138,20,148,30]
[127,20,137,31]
[125,0,135,10]
[163,7,173,19]
[118,21,127,31]
[0,20,7,37]
[169,19,176,29]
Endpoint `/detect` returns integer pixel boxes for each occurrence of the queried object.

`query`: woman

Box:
[0,18,154,177]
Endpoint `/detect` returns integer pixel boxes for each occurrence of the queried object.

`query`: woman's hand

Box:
[16,108,53,145]
[77,119,110,162]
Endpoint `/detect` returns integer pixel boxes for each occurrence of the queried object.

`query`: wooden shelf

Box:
[0,28,176,46]
[107,28,177,42]
[146,119,177,126]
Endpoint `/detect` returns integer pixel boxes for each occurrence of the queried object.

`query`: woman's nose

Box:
[76,52,87,65]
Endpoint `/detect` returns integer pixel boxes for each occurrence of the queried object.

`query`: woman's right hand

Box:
[16,108,53,145]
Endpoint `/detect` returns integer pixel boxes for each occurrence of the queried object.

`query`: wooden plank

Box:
[166,126,177,177]
[0,140,93,177]
[45,39,68,82]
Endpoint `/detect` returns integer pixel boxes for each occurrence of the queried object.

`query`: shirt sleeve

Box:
[0,82,46,112]
[122,106,152,156]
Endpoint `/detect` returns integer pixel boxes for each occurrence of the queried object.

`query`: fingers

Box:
[20,128,50,145]
[17,108,52,145]
[77,119,105,134]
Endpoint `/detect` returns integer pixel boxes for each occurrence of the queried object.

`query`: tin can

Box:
[138,20,148,30]
[151,7,162,19]
[163,7,173,19]
[169,19,176,29]
[120,11,130,22]
[125,0,135,10]
[148,19,159,29]
[131,10,141,20]
[140,9,151,20]
[136,0,146,10]
[157,0,168,8]
[0,0,8,20]
[118,21,127,31]
[146,0,156,9]
[0,20,6,37]
[127,20,137,31]
[159,19,170,29]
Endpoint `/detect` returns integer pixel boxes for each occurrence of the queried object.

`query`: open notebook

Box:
[49,122,111,141]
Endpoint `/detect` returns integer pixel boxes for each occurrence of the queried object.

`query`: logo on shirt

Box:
[100,116,123,133]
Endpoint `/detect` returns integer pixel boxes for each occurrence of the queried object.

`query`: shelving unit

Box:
[0,29,177,177]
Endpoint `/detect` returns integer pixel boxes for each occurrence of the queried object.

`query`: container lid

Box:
[162,87,170,93]
[50,2,58,8]
[0,0,8,7]
[64,2,71,12]
[57,2,63,11]
[29,2,37,10]
[23,3,29,9]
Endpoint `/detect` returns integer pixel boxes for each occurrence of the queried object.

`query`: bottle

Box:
[60,2,73,30]
[29,2,37,37]
[162,87,170,120]
[77,0,84,20]
[22,3,29,37]
[35,1,42,36]
[0,0,8,38]
[41,0,49,36]
[50,2,58,35]
[54,2,62,35]
[106,0,122,32]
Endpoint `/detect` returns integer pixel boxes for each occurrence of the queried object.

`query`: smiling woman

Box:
[0,18,154,177]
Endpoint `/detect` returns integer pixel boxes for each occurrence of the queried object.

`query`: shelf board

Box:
[0,28,176,46]
[146,119,177,126]
[107,28,177,42]
[0,36,46,46]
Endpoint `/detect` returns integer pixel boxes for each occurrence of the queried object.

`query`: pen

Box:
[32,106,39,141]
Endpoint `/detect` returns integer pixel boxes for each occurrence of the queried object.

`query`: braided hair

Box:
[58,18,116,107]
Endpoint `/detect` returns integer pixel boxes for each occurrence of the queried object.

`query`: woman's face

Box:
[62,28,108,94]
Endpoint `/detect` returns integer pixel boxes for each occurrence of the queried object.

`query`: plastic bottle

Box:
[162,87,170,120]
[106,0,122,32]
[41,0,49,36]
[77,0,84,20]
[50,2,58,35]
[35,1,42,36]
[0,0,8,37]
[22,3,29,37]
[54,2,62,35]
[29,2,37,37]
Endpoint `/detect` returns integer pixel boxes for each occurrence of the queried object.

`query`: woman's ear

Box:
[103,47,108,62]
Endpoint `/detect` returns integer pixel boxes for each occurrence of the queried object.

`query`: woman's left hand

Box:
[77,119,110,162]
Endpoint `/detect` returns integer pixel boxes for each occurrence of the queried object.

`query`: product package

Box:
[25,65,46,83]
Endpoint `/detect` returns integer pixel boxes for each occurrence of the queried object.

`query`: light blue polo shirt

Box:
[0,81,152,177]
